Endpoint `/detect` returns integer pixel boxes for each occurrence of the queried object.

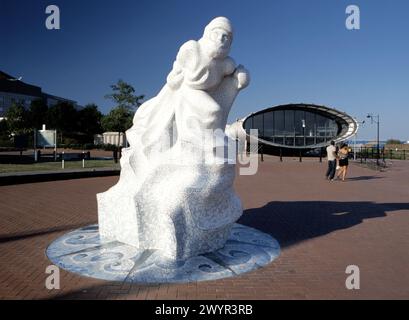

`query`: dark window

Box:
[316,114,327,137]
[305,111,315,137]
[295,137,305,146]
[263,111,274,138]
[244,118,252,134]
[294,110,305,136]
[327,120,338,138]
[253,114,263,137]
[274,110,285,136]
[285,137,294,146]
[316,137,325,144]
[284,110,294,136]
[306,137,315,146]
[274,137,284,145]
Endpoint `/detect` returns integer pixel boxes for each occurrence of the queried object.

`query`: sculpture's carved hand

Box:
[234,64,250,90]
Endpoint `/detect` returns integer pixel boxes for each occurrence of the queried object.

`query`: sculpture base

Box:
[46,224,280,283]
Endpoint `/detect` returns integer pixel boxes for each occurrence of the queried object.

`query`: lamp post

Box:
[367,113,380,166]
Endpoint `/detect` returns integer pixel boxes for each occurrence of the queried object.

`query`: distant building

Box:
[0,70,78,119]
[228,103,358,156]
[94,132,128,147]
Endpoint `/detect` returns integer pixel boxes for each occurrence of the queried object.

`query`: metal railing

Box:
[356,147,407,162]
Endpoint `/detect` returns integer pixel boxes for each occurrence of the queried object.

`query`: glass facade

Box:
[244,106,346,148]
[0,92,40,117]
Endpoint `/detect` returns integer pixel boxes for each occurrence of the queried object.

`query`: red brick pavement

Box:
[0,157,408,299]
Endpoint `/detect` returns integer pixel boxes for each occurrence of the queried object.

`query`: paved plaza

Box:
[0,158,408,299]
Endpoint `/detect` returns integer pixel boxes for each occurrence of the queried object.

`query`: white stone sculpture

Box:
[97,17,250,260]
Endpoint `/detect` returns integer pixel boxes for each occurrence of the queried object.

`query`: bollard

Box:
[280,148,283,162]
[260,145,264,162]
[82,151,85,168]
[299,150,302,162]
[62,151,65,169]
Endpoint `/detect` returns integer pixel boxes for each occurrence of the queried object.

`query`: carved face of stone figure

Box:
[209,28,232,50]
[203,17,233,59]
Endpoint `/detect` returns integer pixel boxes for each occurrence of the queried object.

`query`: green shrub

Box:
[83,143,94,150]
[103,144,118,151]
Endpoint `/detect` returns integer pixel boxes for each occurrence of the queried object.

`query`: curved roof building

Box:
[228,103,358,155]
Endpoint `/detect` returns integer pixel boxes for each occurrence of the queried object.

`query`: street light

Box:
[367,113,380,166]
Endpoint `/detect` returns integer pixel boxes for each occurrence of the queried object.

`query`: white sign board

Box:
[37,130,56,147]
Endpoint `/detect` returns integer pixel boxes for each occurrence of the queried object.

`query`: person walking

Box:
[336,143,350,181]
[325,140,337,181]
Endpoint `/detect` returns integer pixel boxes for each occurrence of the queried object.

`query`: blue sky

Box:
[1,0,408,140]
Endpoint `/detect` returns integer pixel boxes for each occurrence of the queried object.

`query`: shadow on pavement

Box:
[239,201,409,248]
[345,176,383,181]
[0,222,95,244]
[42,201,409,299]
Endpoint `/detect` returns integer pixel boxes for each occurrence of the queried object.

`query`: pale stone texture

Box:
[46,224,280,283]
[97,17,250,260]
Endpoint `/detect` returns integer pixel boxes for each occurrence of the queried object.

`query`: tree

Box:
[101,106,133,145]
[0,118,11,146]
[47,102,78,142]
[0,118,8,134]
[103,80,144,148]
[27,99,48,130]
[77,103,103,139]
[386,139,402,145]
[5,102,29,135]
[104,79,144,111]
